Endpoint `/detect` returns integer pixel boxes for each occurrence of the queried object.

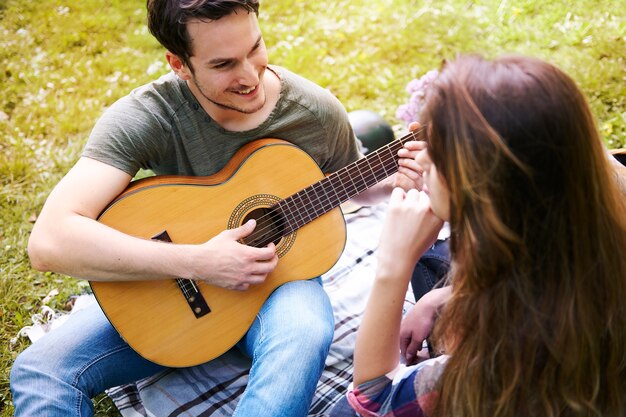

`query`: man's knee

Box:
[286,286,334,347]
[10,347,41,401]
[292,310,334,348]
[10,339,74,389]
[10,350,27,387]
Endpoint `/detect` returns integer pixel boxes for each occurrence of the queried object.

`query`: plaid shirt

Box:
[341,355,448,417]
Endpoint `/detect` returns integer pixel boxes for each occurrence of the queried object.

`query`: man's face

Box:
[180,11,269,117]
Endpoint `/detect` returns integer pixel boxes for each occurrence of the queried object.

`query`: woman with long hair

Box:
[331,54,626,417]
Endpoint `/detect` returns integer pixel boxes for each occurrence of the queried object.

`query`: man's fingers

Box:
[399,140,427,152]
[233,283,250,291]
[398,159,423,177]
[227,219,256,240]
[254,255,278,274]
[253,242,277,261]
[408,121,421,132]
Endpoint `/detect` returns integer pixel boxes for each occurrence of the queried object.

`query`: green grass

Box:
[1,0,625,415]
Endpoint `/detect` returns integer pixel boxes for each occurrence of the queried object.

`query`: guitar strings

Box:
[243,127,425,246]
[242,127,426,248]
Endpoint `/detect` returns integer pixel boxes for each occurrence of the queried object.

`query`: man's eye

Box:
[213,62,231,69]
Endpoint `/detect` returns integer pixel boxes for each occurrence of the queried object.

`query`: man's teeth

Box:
[238,86,255,94]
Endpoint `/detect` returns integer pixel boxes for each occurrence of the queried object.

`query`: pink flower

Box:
[396,69,439,126]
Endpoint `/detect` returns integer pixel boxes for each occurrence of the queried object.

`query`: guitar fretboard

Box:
[275,128,423,236]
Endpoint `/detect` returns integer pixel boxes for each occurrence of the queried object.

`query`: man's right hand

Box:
[191,219,279,291]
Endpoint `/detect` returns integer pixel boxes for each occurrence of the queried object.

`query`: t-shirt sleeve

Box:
[82,94,169,176]
[346,356,447,416]
[317,92,363,174]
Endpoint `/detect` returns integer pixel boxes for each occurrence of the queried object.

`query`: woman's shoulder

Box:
[344,355,449,416]
[410,354,448,397]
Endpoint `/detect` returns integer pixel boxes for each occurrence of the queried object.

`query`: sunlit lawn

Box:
[1,0,625,415]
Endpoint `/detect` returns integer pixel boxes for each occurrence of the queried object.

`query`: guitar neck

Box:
[276,128,423,235]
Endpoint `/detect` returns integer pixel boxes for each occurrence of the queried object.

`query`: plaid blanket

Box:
[106,203,417,416]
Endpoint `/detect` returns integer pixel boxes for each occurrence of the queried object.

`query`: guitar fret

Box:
[176,278,196,297]
[286,195,305,233]
[284,189,309,233]
[327,175,342,208]
[275,200,292,234]
[285,200,299,231]
[378,150,393,177]
[300,187,315,223]
[335,169,351,201]
[365,157,378,187]
[295,191,310,227]
[373,151,394,179]
[311,182,330,217]
[336,168,356,200]
[248,129,422,247]
[355,163,368,194]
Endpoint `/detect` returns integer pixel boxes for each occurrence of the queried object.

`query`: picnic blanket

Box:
[105,202,419,417]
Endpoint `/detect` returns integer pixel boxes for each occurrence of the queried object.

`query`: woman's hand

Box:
[376,188,444,281]
[400,286,451,364]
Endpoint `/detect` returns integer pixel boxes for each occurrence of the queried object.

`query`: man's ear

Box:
[166,51,192,80]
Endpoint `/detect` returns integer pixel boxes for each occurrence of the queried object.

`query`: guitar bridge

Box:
[152,230,211,318]
[175,278,211,318]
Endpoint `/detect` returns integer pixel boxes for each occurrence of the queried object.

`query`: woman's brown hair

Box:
[425,54,626,417]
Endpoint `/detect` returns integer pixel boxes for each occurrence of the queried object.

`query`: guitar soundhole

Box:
[240,207,284,248]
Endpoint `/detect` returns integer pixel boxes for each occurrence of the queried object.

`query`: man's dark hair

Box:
[147,0,260,69]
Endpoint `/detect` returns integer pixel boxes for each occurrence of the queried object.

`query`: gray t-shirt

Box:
[83,66,361,178]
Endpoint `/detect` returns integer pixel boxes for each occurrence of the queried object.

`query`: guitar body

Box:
[91,139,347,367]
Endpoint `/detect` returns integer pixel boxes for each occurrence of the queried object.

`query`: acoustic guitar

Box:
[91,129,422,367]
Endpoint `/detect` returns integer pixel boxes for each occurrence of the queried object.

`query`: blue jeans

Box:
[410,239,450,301]
[10,278,334,417]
